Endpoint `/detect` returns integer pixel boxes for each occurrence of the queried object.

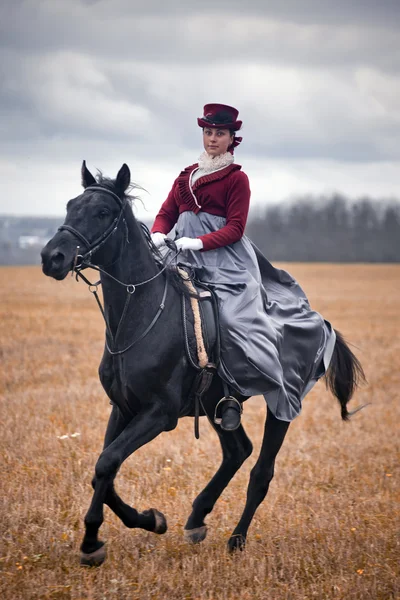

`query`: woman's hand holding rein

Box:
[151,232,167,248]
[175,237,203,252]
[151,232,203,253]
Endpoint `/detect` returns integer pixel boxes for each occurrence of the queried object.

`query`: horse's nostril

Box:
[51,250,65,265]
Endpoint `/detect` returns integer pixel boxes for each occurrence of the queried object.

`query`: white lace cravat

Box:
[192,151,234,185]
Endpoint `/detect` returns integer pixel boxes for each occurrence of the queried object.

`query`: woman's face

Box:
[203,127,234,156]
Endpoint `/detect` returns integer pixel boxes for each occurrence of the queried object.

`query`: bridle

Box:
[58,185,179,355]
[58,185,128,266]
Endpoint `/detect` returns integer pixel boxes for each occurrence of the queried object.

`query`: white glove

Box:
[151,232,167,248]
[175,237,203,252]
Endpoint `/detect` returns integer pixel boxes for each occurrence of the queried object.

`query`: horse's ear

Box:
[81,160,96,188]
[115,163,131,193]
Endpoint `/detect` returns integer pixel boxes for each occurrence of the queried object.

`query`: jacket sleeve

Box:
[151,178,179,234]
[198,171,251,251]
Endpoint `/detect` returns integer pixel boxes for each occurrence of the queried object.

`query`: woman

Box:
[151,103,336,431]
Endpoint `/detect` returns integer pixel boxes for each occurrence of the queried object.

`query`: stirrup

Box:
[214,395,243,426]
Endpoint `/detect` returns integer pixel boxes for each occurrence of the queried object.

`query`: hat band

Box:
[202,115,235,126]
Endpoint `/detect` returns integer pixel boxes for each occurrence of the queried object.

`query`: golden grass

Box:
[0,264,399,600]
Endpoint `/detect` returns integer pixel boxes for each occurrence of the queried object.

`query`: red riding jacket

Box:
[151,163,251,251]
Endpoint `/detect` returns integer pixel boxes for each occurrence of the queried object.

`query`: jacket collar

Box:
[176,163,241,213]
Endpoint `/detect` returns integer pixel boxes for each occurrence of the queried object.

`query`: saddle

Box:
[178,266,220,437]
[177,265,243,437]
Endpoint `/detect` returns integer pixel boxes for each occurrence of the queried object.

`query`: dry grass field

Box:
[0,264,399,600]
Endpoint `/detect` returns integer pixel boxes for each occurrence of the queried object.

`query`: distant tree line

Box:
[246,194,400,262]
[0,194,399,264]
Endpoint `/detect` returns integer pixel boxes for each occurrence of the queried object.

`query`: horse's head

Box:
[41,162,131,280]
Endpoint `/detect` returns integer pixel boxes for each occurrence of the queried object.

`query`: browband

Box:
[85,186,124,207]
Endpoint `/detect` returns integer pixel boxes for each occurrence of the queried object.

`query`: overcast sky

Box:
[1,0,399,221]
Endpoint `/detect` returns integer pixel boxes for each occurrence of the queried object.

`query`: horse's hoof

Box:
[227,534,246,553]
[184,525,208,544]
[80,543,107,567]
[151,509,168,534]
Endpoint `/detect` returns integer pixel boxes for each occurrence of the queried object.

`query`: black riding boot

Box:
[214,392,242,432]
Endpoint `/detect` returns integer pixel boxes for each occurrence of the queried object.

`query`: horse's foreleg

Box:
[90,405,147,531]
[80,404,169,565]
[227,407,289,552]
[184,423,253,544]
[104,485,163,531]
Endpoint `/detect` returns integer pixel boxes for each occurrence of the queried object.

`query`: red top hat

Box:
[197,103,242,131]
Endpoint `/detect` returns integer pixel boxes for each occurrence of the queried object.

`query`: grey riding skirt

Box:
[175,211,336,422]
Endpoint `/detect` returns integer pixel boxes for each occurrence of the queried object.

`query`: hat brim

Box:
[197,118,242,131]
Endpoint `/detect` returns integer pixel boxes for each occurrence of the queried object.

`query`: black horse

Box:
[41,162,365,566]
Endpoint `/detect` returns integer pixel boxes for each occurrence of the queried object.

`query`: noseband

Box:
[58,186,127,264]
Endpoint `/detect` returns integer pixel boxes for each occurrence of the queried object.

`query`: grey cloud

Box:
[11,0,400,27]
[3,45,399,163]
[1,0,400,169]
[1,1,399,73]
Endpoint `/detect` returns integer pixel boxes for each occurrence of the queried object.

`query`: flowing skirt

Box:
[175,211,336,421]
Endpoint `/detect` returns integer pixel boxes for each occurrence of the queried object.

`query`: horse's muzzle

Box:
[41,244,71,280]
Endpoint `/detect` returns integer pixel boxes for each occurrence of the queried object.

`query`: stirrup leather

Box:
[214,395,243,425]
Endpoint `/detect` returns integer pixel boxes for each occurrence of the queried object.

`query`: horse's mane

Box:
[95,171,141,206]
[94,172,196,299]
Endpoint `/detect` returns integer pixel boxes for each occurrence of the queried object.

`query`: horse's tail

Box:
[324,329,367,421]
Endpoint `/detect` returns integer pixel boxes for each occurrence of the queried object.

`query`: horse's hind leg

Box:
[227,407,289,552]
[80,404,169,566]
[184,423,253,544]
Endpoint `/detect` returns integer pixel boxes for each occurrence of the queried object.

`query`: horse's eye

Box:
[98,209,110,219]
